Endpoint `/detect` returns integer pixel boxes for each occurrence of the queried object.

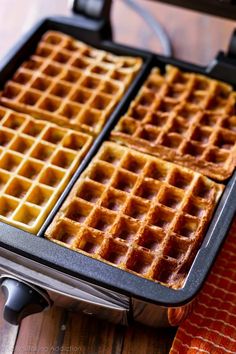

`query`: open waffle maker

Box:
[0,0,236,327]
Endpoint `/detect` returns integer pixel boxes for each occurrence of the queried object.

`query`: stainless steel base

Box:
[0,247,194,327]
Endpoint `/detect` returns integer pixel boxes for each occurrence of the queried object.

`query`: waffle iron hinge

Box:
[206,28,236,85]
[71,0,112,20]
[70,0,113,41]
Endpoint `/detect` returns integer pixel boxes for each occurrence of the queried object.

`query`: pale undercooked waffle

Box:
[46,142,223,289]
[0,31,142,136]
[111,65,236,181]
[0,106,92,233]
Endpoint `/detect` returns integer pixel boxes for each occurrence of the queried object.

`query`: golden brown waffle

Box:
[111,66,236,181]
[0,31,142,136]
[0,106,92,233]
[46,142,223,289]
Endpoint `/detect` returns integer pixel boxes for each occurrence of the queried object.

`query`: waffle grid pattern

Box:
[0,31,142,136]
[46,142,223,288]
[112,66,236,181]
[0,106,92,233]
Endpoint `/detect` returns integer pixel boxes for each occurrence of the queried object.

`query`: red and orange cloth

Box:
[171,219,236,354]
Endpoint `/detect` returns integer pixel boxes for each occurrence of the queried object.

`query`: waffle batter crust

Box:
[112,66,236,181]
[0,31,142,136]
[46,142,223,289]
[0,106,92,233]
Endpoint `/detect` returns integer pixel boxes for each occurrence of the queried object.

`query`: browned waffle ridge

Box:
[0,31,142,136]
[111,66,236,181]
[0,106,93,233]
[46,141,224,289]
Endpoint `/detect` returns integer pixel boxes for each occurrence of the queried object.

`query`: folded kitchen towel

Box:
[170,218,236,354]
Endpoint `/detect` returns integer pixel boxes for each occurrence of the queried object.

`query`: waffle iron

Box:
[0,0,236,327]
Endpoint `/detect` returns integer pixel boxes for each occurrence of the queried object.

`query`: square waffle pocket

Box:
[46,141,224,289]
[111,65,236,181]
[0,31,142,136]
[0,106,93,233]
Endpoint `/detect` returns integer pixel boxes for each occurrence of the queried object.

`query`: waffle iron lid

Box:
[144,0,236,20]
[73,0,236,21]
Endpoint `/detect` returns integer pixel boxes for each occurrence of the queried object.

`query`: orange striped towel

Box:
[170,218,236,354]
